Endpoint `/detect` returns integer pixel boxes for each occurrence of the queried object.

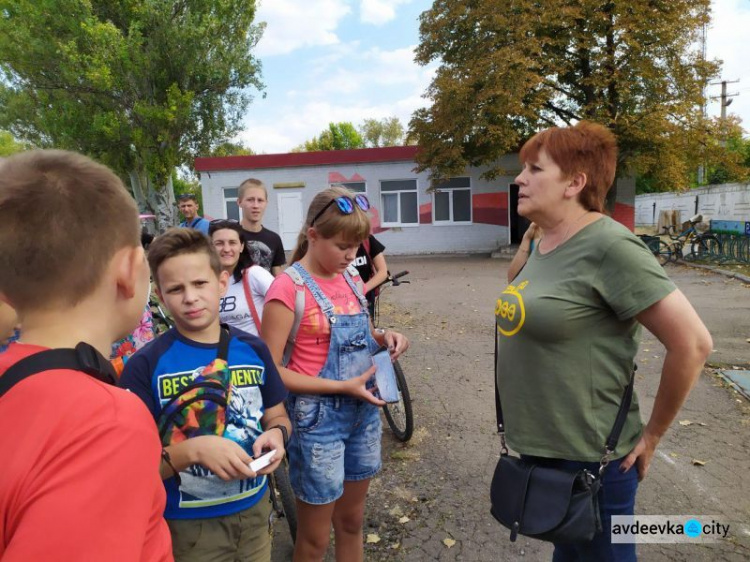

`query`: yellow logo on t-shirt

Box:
[495,281,528,337]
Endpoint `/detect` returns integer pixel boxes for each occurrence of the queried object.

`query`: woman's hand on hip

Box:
[341,366,385,406]
[620,429,661,482]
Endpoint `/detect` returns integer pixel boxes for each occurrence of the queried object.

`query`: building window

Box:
[331,181,366,193]
[380,179,419,226]
[433,177,471,224]
[223,187,240,221]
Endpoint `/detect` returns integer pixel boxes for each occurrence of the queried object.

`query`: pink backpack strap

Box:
[241,268,262,332]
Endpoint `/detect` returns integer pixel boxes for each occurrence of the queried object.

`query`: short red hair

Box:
[519,121,617,212]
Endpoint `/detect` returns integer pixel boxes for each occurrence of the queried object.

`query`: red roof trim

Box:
[195,146,420,172]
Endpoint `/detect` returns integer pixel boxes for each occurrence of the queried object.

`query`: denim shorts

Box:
[287,394,382,505]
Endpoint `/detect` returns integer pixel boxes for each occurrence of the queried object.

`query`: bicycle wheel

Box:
[655,241,672,266]
[270,463,297,543]
[691,234,721,261]
[383,360,414,442]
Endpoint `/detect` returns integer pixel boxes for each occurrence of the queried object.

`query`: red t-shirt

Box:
[0,343,173,561]
[265,273,363,376]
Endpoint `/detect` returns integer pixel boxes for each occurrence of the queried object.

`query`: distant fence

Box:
[705,220,750,264]
[635,183,750,228]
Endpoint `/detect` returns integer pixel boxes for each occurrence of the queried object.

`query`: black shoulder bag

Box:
[490,328,636,543]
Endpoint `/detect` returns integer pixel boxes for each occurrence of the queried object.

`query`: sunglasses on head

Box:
[208,219,241,234]
[311,194,370,226]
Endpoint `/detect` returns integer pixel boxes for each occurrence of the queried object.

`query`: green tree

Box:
[0,130,30,156]
[0,0,264,231]
[207,141,255,158]
[410,0,724,191]
[296,122,365,151]
[173,172,204,215]
[359,117,409,147]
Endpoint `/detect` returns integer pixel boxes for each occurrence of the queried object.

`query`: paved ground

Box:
[272,257,750,561]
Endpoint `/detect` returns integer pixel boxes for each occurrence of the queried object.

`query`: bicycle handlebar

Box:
[372,270,410,292]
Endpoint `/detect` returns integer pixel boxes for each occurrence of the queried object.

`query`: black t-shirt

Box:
[242,226,286,272]
[354,235,385,299]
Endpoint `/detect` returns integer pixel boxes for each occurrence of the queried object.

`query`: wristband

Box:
[271,425,289,448]
[161,449,181,485]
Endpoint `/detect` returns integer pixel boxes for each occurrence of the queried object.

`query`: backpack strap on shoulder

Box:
[217,325,231,362]
[0,343,117,399]
[344,264,368,311]
[282,265,306,367]
[241,268,262,332]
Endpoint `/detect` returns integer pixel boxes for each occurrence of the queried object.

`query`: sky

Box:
[238,0,750,155]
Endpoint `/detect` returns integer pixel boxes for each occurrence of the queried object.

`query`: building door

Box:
[277,192,303,250]
[508,183,530,244]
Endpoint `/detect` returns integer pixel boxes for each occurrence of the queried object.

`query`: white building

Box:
[196,146,635,255]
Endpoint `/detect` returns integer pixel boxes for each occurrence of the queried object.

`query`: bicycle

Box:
[660,214,722,262]
[268,458,297,543]
[637,234,673,266]
[371,271,414,443]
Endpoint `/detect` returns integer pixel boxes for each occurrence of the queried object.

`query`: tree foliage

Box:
[207,141,255,158]
[0,0,264,230]
[295,117,416,152]
[0,130,30,157]
[410,0,731,191]
[295,122,365,152]
[359,117,411,147]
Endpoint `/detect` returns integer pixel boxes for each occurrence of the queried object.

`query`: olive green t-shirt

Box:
[495,216,675,462]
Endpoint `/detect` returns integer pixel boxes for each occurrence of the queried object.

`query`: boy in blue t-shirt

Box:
[119,228,290,562]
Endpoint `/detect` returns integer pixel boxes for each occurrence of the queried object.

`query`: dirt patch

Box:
[274,256,750,561]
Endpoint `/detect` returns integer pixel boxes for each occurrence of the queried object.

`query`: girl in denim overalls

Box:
[263,187,409,561]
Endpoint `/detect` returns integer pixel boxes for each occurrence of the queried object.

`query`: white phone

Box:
[249,449,277,473]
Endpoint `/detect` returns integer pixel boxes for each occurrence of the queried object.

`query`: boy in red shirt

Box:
[0,150,172,561]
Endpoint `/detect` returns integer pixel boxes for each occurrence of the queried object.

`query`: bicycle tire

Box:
[270,463,297,543]
[690,234,721,261]
[383,360,414,442]
[656,240,672,266]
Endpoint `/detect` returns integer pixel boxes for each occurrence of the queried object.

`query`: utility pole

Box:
[697,20,708,185]
[710,79,740,120]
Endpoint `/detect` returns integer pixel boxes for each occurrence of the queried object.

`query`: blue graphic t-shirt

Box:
[119,326,287,520]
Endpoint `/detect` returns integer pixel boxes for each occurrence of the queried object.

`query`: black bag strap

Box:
[217,325,231,362]
[0,343,117,399]
[493,324,636,457]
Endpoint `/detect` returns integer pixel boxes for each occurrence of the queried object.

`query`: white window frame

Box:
[330,181,367,196]
[432,177,472,225]
[223,187,240,221]
[380,179,420,227]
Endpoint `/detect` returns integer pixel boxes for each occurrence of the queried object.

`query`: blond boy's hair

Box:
[238,178,267,201]
[0,150,140,310]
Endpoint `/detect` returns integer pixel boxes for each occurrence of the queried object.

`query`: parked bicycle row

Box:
[638,214,726,266]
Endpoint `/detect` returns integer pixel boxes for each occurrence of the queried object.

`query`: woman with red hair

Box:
[494,121,712,561]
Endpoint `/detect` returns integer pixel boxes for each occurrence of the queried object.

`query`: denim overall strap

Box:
[289,263,378,384]
[343,267,369,314]
[290,262,337,324]
[317,307,378,383]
